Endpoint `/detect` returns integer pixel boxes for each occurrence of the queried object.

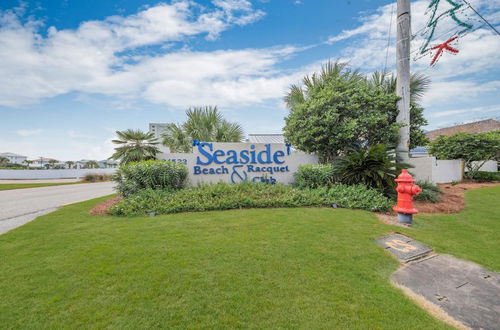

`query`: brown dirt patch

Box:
[415,181,500,214]
[89,196,122,215]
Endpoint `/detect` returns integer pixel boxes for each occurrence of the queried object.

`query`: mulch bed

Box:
[415,181,500,214]
[89,196,122,215]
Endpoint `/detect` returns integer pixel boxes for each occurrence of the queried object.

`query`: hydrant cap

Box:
[395,169,415,183]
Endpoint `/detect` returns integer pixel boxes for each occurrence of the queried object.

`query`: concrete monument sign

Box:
[157,141,318,185]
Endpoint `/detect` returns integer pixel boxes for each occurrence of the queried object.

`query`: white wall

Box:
[0,168,116,180]
[432,159,463,183]
[407,157,463,184]
[467,160,498,172]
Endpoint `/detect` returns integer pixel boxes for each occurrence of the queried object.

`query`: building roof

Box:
[426,119,500,141]
[0,152,26,157]
[247,134,285,144]
[34,157,58,162]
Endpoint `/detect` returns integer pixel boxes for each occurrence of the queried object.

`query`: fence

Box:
[0,168,116,180]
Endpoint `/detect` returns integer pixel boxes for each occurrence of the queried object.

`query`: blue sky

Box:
[0,0,499,160]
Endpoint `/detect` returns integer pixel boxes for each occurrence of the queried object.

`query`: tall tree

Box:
[283,61,430,162]
[110,129,160,165]
[368,71,431,147]
[65,161,75,169]
[0,157,9,165]
[48,159,57,168]
[85,160,99,169]
[23,160,33,168]
[162,106,244,153]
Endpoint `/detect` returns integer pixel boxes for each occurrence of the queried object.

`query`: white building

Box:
[247,134,285,144]
[149,123,170,153]
[0,152,27,164]
[149,123,287,153]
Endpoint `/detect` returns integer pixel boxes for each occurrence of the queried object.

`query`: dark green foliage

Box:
[470,171,500,182]
[162,106,244,152]
[332,144,406,196]
[110,129,160,165]
[414,189,441,203]
[315,184,394,211]
[283,62,430,162]
[429,131,500,178]
[109,182,392,216]
[413,181,441,203]
[113,160,188,197]
[293,164,335,188]
[82,173,112,182]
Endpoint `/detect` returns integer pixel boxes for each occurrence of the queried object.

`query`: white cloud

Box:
[428,105,500,118]
[16,129,43,136]
[324,0,500,128]
[0,1,268,107]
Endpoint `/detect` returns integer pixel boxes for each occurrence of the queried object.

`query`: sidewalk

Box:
[0,178,81,184]
[377,234,500,330]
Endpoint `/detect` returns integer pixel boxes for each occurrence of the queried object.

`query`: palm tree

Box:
[48,159,57,169]
[110,129,160,165]
[23,160,33,168]
[367,71,430,105]
[162,106,244,152]
[85,160,99,169]
[0,157,9,165]
[284,61,364,109]
[66,161,75,169]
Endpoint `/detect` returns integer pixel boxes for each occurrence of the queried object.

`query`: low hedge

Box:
[113,160,188,197]
[109,182,392,216]
[414,181,441,203]
[293,164,335,188]
[470,171,500,182]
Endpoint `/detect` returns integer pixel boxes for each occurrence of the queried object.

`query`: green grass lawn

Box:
[403,185,500,271]
[0,182,84,191]
[0,187,498,329]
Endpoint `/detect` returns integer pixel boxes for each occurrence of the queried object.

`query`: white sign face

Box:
[157,142,318,185]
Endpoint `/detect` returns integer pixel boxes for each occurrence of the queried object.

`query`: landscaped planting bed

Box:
[109,182,393,216]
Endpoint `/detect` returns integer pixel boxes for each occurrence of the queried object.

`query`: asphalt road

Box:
[0,182,115,234]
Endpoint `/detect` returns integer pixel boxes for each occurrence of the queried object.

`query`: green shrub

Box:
[113,160,188,197]
[415,181,440,193]
[332,144,407,196]
[470,171,500,182]
[314,184,393,211]
[109,182,392,216]
[83,173,112,182]
[411,181,441,203]
[294,164,334,188]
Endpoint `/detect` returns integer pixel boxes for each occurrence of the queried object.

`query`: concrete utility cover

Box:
[376,233,433,262]
[392,255,500,330]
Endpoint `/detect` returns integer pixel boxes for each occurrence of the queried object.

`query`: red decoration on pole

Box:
[430,36,460,65]
[393,169,421,215]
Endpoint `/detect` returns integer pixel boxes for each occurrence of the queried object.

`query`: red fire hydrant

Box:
[393,169,421,224]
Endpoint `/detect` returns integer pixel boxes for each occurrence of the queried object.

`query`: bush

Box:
[294,164,334,188]
[314,184,393,211]
[332,144,406,197]
[109,182,392,216]
[470,171,500,182]
[113,160,188,197]
[413,181,441,203]
[83,173,112,182]
[429,131,499,178]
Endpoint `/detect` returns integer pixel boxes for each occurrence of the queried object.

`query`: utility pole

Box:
[396,0,411,162]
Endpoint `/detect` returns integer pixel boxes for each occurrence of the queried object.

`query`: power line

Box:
[462,0,500,35]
